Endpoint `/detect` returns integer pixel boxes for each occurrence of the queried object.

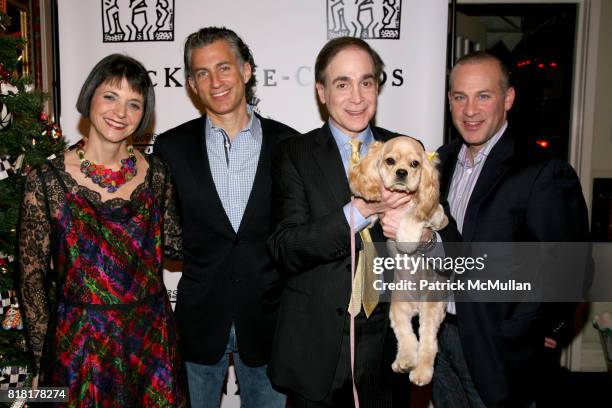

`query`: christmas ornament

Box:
[13,153,24,173]
[0,252,14,262]
[0,156,12,180]
[0,82,18,95]
[2,305,23,330]
[0,154,23,180]
[77,145,137,193]
[0,101,12,130]
[1,290,20,323]
[0,366,28,390]
[42,122,62,140]
[0,63,10,82]
[0,290,11,314]
[40,112,63,142]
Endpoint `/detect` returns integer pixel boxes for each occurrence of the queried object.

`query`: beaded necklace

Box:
[77,145,137,193]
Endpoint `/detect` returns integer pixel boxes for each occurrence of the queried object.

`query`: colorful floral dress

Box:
[19,153,186,407]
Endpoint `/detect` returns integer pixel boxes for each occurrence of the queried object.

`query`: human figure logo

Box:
[101,0,174,42]
[327,0,401,39]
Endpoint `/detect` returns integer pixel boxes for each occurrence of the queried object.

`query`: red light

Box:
[526,60,532,65]
[536,140,550,148]
[550,62,557,68]
[538,63,545,69]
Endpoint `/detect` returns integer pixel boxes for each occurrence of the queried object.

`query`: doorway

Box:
[448,3,577,161]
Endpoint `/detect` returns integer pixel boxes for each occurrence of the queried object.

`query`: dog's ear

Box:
[349,141,384,201]
[414,150,441,221]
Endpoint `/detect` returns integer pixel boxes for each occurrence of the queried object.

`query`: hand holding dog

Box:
[353,187,412,219]
[381,206,434,242]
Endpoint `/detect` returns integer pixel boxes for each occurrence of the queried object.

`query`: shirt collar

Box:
[206,105,257,139]
[457,121,508,167]
[328,120,374,151]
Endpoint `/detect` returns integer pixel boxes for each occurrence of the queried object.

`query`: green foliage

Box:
[0,34,22,72]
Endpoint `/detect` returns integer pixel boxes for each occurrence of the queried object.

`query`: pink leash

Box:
[349,198,360,408]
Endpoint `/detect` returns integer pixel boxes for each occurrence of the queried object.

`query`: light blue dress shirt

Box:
[328,120,373,232]
[206,106,262,232]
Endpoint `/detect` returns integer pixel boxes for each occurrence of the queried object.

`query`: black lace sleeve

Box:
[18,169,51,375]
[163,170,182,260]
[148,154,182,260]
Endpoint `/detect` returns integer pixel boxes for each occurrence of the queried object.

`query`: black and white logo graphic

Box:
[102,0,174,43]
[133,132,156,154]
[327,0,401,39]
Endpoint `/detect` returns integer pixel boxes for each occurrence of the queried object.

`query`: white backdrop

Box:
[57,1,448,406]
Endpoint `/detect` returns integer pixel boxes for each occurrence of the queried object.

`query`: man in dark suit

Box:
[267,37,416,407]
[154,27,296,408]
[431,51,589,408]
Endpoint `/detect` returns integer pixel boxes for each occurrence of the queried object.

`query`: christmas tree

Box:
[0,10,64,396]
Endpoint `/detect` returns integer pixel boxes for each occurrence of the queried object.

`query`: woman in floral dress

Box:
[18,54,186,407]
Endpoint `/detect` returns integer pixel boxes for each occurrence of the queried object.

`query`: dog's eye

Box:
[385,158,396,166]
[410,160,420,168]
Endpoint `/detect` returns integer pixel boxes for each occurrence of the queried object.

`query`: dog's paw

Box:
[409,364,434,386]
[391,354,416,373]
[429,205,448,230]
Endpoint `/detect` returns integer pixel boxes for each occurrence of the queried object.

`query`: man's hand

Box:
[544,337,558,349]
[379,206,408,239]
[380,207,434,241]
[353,188,412,219]
[377,188,434,241]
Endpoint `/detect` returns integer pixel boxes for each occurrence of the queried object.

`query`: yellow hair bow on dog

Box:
[426,151,438,162]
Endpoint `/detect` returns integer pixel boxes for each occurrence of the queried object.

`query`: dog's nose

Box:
[396,169,408,179]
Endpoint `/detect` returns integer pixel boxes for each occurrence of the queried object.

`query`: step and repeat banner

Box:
[57,1,448,406]
[58,0,448,147]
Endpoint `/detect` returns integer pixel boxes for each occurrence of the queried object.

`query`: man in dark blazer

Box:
[154,27,296,408]
[431,51,589,408]
[267,37,416,408]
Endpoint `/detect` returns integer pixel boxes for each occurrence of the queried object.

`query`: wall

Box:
[589,0,612,180]
[581,0,612,372]
[56,0,448,150]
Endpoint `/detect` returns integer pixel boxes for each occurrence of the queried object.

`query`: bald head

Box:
[449,51,510,93]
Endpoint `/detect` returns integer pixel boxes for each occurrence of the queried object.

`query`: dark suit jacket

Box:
[154,113,296,366]
[267,123,398,401]
[437,128,589,408]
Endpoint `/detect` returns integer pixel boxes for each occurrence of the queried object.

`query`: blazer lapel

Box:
[312,123,351,207]
[195,115,235,235]
[371,126,392,142]
[440,139,462,199]
[461,132,514,242]
[237,115,271,235]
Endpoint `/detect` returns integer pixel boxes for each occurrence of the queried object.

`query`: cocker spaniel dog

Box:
[349,136,448,386]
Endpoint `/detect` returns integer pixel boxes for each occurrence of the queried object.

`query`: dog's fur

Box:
[349,136,448,386]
